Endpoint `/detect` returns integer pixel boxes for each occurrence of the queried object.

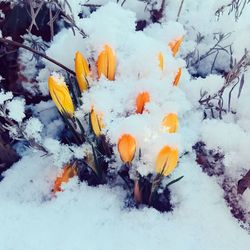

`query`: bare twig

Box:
[185,32,233,74]
[176,0,185,22]
[199,50,250,118]
[121,0,127,7]
[215,0,250,20]
[52,0,88,38]
[0,110,49,154]
[27,0,44,32]
[0,38,76,76]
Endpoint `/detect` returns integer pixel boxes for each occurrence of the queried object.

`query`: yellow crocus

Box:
[158,52,164,71]
[156,146,178,176]
[118,134,136,164]
[48,75,74,116]
[97,45,116,80]
[162,113,178,133]
[173,68,182,86]
[169,36,184,57]
[90,108,105,137]
[75,51,90,92]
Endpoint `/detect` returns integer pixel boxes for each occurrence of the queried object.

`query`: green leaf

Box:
[166,176,184,188]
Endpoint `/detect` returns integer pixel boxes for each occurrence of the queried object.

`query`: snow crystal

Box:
[6,98,26,123]
[24,118,44,141]
[0,89,13,105]
[50,72,66,85]
[43,138,90,167]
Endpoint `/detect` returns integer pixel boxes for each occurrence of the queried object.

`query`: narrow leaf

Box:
[237,74,245,98]
[166,175,184,188]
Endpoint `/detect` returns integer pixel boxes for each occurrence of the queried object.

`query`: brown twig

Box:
[0,38,76,76]
[27,0,44,32]
[176,0,185,22]
[215,0,250,20]
[199,50,249,118]
[121,0,127,7]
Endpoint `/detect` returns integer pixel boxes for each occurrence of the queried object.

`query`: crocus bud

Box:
[90,108,105,137]
[97,45,116,81]
[75,51,90,92]
[134,180,142,204]
[118,134,136,164]
[48,75,74,116]
[158,52,164,71]
[156,146,178,176]
[162,113,178,133]
[173,68,182,86]
[169,36,184,57]
[136,91,150,114]
[53,164,77,193]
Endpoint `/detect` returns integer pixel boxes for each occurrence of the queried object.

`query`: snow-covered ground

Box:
[1,152,250,250]
[1,0,250,249]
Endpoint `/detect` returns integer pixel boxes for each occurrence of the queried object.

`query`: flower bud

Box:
[118,134,136,164]
[75,51,90,92]
[156,146,178,176]
[48,75,74,116]
[97,45,116,80]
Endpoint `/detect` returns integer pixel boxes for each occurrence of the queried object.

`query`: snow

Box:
[0,153,250,250]
[6,98,26,123]
[0,89,13,105]
[1,0,250,249]
[24,118,44,141]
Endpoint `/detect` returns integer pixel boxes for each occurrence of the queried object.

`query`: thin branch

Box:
[176,0,185,22]
[0,38,75,76]
[27,0,44,32]
[121,0,127,7]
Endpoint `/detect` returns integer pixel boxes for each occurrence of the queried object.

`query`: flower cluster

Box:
[48,36,183,211]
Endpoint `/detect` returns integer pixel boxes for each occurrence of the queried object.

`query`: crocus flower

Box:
[136,91,150,114]
[97,45,116,80]
[158,52,164,71]
[48,75,74,116]
[169,36,184,57]
[53,164,77,193]
[75,51,90,92]
[156,146,178,176]
[118,134,136,164]
[162,113,178,133]
[173,68,182,86]
[90,107,105,137]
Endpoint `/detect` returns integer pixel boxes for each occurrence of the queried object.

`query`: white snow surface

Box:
[0,152,250,250]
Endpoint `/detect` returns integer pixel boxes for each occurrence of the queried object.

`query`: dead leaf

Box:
[237,170,250,195]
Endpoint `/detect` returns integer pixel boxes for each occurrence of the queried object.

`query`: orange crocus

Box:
[52,164,77,193]
[75,51,90,92]
[118,134,136,164]
[169,36,184,57]
[97,45,116,80]
[173,68,182,86]
[136,91,150,114]
[162,113,178,133]
[158,52,164,71]
[156,146,178,176]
